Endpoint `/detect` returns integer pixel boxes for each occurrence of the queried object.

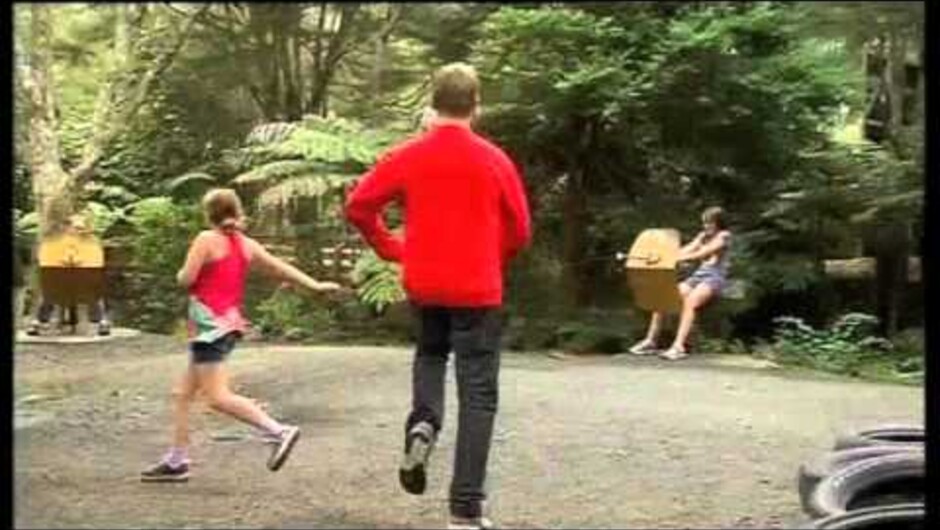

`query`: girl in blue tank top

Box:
[630,206,732,360]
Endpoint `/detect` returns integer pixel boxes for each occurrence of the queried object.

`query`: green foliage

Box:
[232,160,318,188]
[350,249,406,314]
[82,201,125,238]
[165,172,217,199]
[14,209,40,243]
[256,175,353,213]
[15,201,120,251]
[126,197,200,266]
[771,313,921,381]
[124,196,203,332]
[91,82,218,203]
[274,118,391,168]
[474,4,862,316]
[697,337,751,356]
[554,312,636,354]
[244,116,394,172]
[253,289,334,340]
[476,3,857,189]
[219,117,393,224]
[16,3,923,351]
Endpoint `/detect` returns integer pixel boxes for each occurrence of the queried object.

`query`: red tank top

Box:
[187,231,250,342]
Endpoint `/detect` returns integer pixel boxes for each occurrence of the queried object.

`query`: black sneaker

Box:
[97,320,111,336]
[267,425,301,471]
[141,461,190,483]
[399,421,435,495]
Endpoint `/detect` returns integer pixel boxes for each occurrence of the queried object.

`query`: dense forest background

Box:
[13,2,925,382]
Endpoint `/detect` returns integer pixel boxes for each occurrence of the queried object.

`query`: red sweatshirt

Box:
[345,123,531,307]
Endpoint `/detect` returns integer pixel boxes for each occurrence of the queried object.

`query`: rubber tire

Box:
[833,424,924,451]
[798,446,919,516]
[808,452,924,519]
[804,503,924,530]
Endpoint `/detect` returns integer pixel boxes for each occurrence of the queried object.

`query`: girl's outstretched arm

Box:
[244,237,340,292]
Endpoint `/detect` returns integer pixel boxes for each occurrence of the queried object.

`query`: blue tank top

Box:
[698,230,731,274]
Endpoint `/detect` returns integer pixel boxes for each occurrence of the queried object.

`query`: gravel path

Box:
[14,335,922,528]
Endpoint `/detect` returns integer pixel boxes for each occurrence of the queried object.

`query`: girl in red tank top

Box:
[142,189,341,482]
[186,229,250,344]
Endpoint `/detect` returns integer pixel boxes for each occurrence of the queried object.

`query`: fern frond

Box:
[245,122,299,145]
[232,160,318,188]
[166,172,217,192]
[256,174,353,210]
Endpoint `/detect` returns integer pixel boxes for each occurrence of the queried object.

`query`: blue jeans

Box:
[407,305,503,519]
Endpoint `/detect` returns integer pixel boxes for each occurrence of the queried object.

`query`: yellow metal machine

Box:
[37,232,107,307]
[623,229,683,314]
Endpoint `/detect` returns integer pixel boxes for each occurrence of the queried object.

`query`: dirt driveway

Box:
[14,334,922,529]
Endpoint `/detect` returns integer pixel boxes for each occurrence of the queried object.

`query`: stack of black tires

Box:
[798,423,924,529]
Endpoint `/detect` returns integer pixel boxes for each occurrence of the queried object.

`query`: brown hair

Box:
[702,206,727,230]
[202,188,244,230]
[431,62,480,118]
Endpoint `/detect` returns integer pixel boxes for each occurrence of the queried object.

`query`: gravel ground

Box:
[14,334,922,528]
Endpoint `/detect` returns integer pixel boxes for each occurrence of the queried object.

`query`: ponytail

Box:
[219,217,241,232]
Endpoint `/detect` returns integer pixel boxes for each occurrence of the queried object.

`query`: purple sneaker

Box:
[141,461,190,483]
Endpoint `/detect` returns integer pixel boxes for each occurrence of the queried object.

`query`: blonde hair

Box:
[431,62,480,118]
[202,188,244,230]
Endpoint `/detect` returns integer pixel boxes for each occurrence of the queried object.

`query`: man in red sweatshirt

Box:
[345,62,531,530]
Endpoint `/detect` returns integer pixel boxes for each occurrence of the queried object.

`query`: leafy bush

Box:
[697,337,751,355]
[350,249,406,314]
[504,308,638,354]
[223,116,395,224]
[555,316,635,354]
[770,313,919,380]
[123,197,203,332]
[252,288,336,340]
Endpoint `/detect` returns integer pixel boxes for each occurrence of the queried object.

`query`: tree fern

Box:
[165,172,217,200]
[167,172,216,190]
[256,174,355,210]
[231,117,393,219]
[232,160,319,188]
[245,121,299,146]
[350,249,406,314]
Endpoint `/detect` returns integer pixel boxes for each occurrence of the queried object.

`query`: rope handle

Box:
[614,252,662,265]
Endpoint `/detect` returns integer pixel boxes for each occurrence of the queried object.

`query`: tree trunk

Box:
[285,31,303,121]
[368,5,400,116]
[27,4,71,236]
[26,3,207,243]
[562,119,595,308]
[886,30,906,150]
[370,35,386,115]
[69,4,208,189]
[306,4,360,117]
[863,222,911,337]
[866,31,914,337]
[248,4,280,120]
[245,4,304,121]
[562,169,590,308]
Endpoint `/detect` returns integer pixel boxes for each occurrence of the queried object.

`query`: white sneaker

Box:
[629,339,658,355]
[266,425,300,471]
[658,346,689,360]
[399,421,435,494]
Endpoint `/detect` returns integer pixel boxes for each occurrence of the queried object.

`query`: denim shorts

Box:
[190,332,240,364]
[683,266,727,294]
